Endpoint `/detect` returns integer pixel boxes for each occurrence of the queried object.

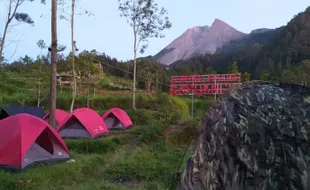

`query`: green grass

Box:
[0,121,198,190]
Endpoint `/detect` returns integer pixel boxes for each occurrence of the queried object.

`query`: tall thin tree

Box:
[58,0,93,111]
[50,0,58,128]
[70,0,77,112]
[118,0,171,110]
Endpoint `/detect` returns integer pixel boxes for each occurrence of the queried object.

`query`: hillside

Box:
[154,19,245,65]
[216,28,278,53]
[0,55,216,189]
[169,6,310,84]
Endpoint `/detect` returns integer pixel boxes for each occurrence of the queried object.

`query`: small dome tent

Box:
[0,114,70,170]
[0,105,46,120]
[56,108,109,138]
[42,109,69,127]
[102,108,133,130]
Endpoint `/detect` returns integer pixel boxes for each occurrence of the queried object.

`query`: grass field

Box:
[0,119,199,190]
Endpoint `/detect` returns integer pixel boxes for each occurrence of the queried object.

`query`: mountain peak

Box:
[250,28,274,34]
[211,18,230,28]
[154,19,245,65]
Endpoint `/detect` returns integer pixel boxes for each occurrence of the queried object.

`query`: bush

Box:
[139,124,164,144]
[103,145,183,185]
[154,93,189,117]
[167,119,200,147]
[126,109,156,125]
[185,97,214,119]
[65,137,121,154]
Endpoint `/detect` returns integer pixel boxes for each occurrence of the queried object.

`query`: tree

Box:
[229,61,239,74]
[37,39,47,58]
[260,72,270,81]
[0,0,46,64]
[49,0,58,128]
[70,0,77,112]
[58,0,93,112]
[242,72,251,82]
[76,52,99,77]
[118,0,171,110]
[297,60,310,86]
[36,40,47,107]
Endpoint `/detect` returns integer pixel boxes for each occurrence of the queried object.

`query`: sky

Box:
[0,0,309,63]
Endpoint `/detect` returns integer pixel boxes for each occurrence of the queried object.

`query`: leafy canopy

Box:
[12,0,47,24]
[118,0,172,54]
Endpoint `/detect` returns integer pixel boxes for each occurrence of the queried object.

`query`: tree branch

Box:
[7,33,23,62]
[9,0,22,22]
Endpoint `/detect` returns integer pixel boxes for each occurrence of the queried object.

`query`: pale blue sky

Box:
[0,0,309,62]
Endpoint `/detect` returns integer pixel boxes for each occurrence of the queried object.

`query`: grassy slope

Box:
[0,71,214,190]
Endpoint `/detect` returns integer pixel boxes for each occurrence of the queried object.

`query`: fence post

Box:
[191,76,194,117]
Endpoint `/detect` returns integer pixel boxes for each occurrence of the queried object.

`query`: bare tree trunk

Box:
[0,22,9,64]
[37,82,41,106]
[70,0,77,112]
[156,70,159,91]
[0,0,20,64]
[147,81,151,92]
[49,0,58,128]
[133,27,137,110]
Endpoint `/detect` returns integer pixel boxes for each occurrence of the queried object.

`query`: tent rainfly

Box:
[0,105,46,120]
[56,108,109,138]
[42,109,69,127]
[0,114,70,170]
[102,108,133,130]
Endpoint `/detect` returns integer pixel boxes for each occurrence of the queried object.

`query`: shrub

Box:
[139,124,164,144]
[65,137,121,154]
[167,119,200,147]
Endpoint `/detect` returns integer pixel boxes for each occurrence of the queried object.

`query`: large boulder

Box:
[178,81,310,190]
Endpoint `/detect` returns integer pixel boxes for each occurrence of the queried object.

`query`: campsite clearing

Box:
[0,121,197,190]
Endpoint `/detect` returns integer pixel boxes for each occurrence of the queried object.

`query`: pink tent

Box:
[42,109,69,127]
[102,108,133,130]
[0,114,69,170]
[56,108,109,138]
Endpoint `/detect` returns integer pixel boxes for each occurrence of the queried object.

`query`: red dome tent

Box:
[42,109,69,127]
[102,108,133,130]
[0,114,70,170]
[56,108,109,138]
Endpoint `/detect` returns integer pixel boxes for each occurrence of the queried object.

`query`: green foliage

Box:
[65,138,121,154]
[242,72,251,81]
[185,97,214,119]
[103,143,183,188]
[127,109,156,125]
[229,61,239,74]
[167,119,200,147]
[139,124,164,144]
[280,59,310,85]
[118,0,172,54]
[260,72,270,81]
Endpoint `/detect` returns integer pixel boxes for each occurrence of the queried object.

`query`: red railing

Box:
[170,74,241,96]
